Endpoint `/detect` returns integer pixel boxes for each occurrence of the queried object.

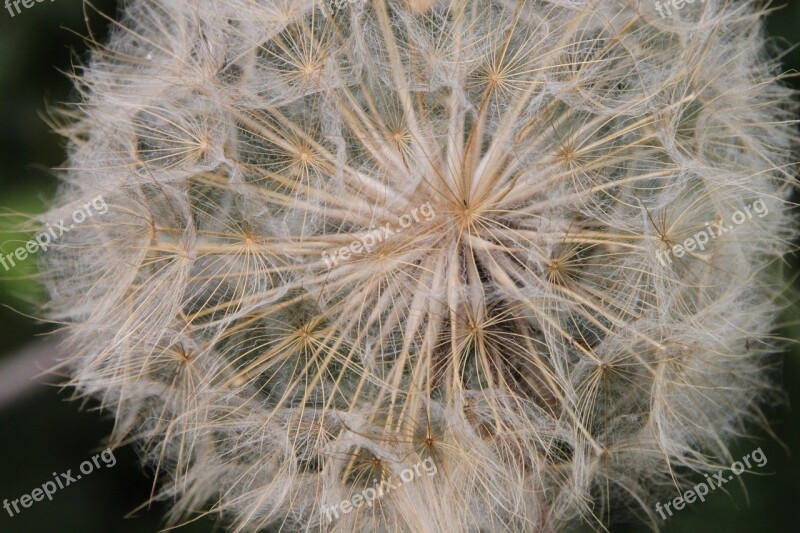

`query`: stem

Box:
[0,338,62,411]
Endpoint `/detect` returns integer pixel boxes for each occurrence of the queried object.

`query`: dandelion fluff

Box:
[42,0,797,531]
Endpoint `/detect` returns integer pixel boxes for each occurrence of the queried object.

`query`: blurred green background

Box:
[0,1,797,532]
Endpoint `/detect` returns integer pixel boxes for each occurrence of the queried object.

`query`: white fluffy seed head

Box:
[42,0,797,531]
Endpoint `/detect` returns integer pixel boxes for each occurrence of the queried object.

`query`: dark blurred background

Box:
[0,1,797,532]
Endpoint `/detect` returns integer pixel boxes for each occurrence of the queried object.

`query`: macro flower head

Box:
[42,0,798,531]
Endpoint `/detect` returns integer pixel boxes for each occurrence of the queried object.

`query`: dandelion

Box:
[41,0,797,531]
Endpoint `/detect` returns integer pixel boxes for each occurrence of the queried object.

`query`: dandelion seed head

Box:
[43,0,797,530]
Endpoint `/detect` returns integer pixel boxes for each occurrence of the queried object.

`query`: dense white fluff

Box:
[42,0,797,531]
